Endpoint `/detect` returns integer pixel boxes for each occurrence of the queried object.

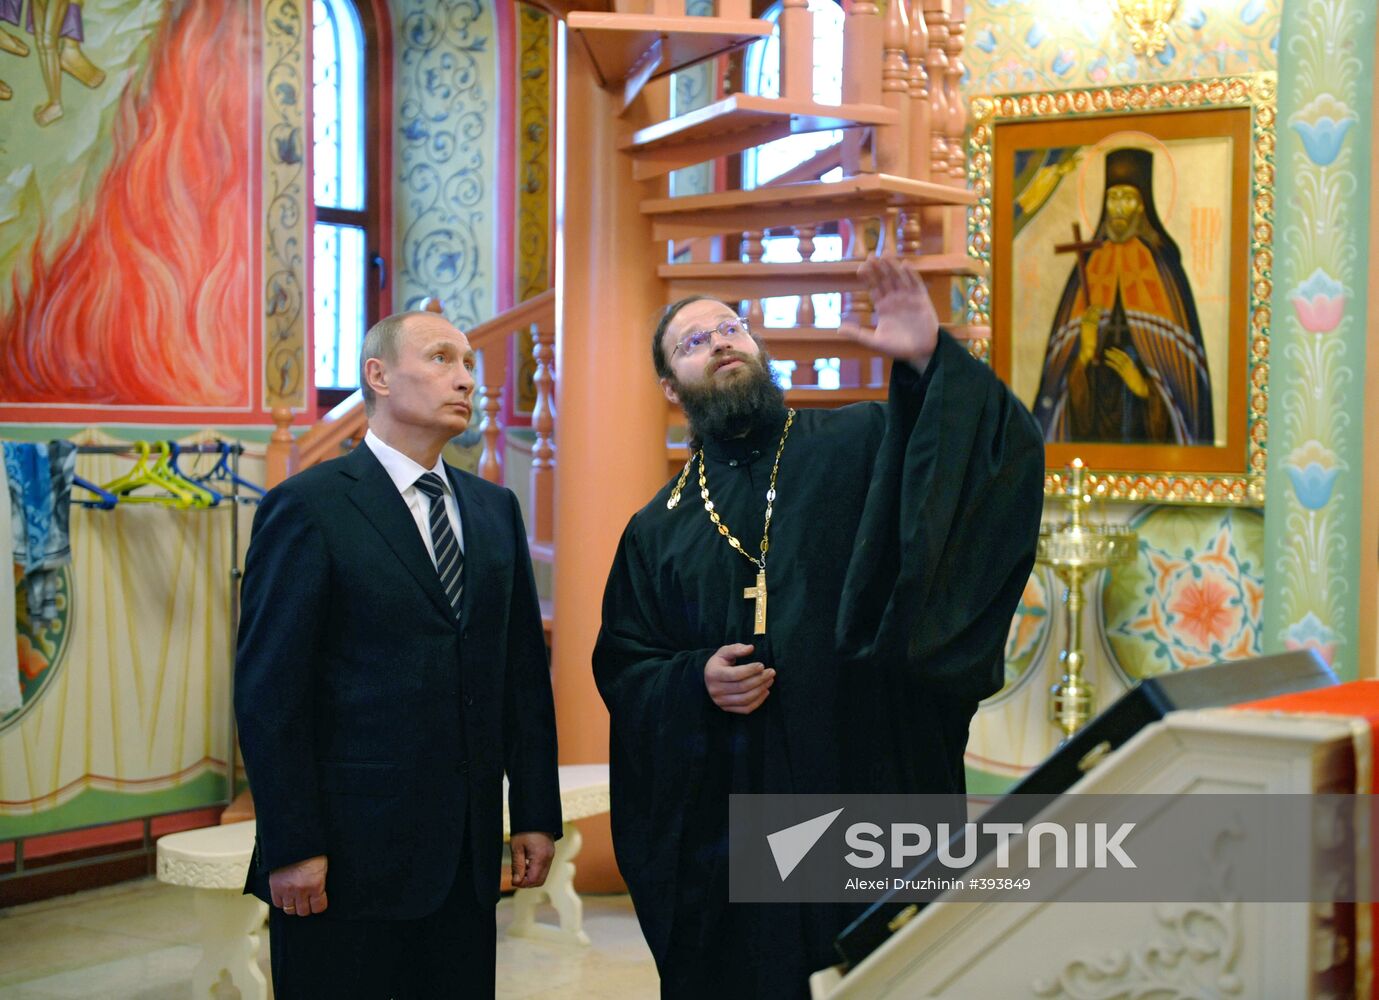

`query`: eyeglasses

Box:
[672,318,752,359]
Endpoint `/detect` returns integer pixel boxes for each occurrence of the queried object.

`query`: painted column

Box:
[1264,0,1378,679]
[550,24,670,890]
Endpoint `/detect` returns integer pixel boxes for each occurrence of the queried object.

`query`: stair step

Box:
[660,256,985,300]
[620,95,897,180]
[567,12,771,89]
[642,173,975,240]
[758,324,989,343]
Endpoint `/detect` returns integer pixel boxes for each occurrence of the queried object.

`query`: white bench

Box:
[155,763,611,993]
[156,820,268,1000]
[502,762,611,947]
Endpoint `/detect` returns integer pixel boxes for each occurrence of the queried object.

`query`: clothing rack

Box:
[74,442,245,455]
[1,439,263,884]
[73,441,252,816]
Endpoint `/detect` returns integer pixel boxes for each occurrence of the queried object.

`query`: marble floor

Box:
[0,878,660,998]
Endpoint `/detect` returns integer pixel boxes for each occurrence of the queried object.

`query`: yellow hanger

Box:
[101,442,199,509]
[150,443,218,508]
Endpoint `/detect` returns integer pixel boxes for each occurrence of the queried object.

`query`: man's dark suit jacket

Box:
[234,442,561,921]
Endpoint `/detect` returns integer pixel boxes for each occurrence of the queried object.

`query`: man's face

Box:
[372,315,477,435]
[660,298,765,403]
[1104,184,1144,243]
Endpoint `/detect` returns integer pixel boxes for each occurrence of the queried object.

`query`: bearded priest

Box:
[593,255,1047,998]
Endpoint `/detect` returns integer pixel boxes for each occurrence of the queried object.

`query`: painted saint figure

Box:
[1032,148,1214,445]
[0,0,106,124]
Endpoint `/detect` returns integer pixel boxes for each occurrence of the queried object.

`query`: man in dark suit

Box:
[234,310,562,998]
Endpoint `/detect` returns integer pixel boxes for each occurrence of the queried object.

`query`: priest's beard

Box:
[671,349,787,450]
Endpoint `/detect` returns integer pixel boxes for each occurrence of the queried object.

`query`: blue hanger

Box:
[196,441,266,498]
[73,475,118,510]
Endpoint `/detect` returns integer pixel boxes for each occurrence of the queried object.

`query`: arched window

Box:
[742,0,845,338]
[312,0,387,397]
[742,0,846,189]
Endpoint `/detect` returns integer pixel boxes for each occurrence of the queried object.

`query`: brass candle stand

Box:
[1037,460,1138,741]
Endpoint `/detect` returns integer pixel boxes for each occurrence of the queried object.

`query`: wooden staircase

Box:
[268,0,978,639]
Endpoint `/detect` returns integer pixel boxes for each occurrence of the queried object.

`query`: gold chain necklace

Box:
[666,409,796,634]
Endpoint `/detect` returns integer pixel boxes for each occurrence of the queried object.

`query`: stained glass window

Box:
[312,0,369,389]
[743,0,847,333]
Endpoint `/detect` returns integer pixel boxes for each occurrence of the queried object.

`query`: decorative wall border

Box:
[262,0,308,411]
[968,75,1277,506]
[1262,0,1377,680]
[514,5,552,415]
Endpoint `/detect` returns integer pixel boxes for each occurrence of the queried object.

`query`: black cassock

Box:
[594,332,1045,998]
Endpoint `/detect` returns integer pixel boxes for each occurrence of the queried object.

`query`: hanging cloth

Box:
[0,450,19,715]
[3,440,76,631]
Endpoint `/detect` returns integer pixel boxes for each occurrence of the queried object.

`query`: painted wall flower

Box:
[1288,93,1357,166]
[1289,267,1346,334]
[1283,612,1339,665]
[1285,439,1341,511]
[1168,575,1241,651]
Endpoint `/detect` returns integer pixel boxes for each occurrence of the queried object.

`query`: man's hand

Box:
[704,643,775,715]
[511,832,556,888]
[269,855,329,917]
[839,254,941,371]
[1104,348,1150,398]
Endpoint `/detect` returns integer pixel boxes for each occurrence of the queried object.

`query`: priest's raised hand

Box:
[838,253,941,371]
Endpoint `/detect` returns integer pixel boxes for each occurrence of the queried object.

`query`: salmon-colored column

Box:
[551,25,669,890]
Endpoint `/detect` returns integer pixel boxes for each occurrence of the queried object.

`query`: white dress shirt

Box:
[364,430,464,564]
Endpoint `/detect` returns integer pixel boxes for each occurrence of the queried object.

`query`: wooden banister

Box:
[464,288,555,351]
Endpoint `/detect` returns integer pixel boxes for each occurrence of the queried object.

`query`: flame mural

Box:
[0,0,252,408]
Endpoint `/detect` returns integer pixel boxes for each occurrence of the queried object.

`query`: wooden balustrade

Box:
[778,0,812,102]
[906,0,931,182]
[530,322,556,547]
[922,0,951,180]
[794,224,816,326]
[945,0,967,188]
[877,0,911,178]
[477,342,507,484]
[841,0,882,177]
[741,229,765,326]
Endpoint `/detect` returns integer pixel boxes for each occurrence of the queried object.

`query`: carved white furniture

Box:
[155,764,612,995]
[156,820,268,1000]
[503,762,612,946]
[809,709,1359,999]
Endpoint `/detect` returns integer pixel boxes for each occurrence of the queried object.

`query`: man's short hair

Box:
[651,296,717,380]
[360,311,431,415]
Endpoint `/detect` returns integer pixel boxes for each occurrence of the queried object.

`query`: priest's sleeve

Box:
[835,331,1045,789]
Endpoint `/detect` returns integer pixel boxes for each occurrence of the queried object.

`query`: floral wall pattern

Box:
[963,0,1281,96]
[264,0,307,410]
[514,6,552,415]
[1103,507,1265,677]
[1264,0,1375,680]
[394,0,497,330]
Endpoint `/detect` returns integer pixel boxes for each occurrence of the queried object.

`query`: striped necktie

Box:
[415,472,463,620]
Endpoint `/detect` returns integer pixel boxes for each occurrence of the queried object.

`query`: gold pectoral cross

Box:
[744,570,767,635]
